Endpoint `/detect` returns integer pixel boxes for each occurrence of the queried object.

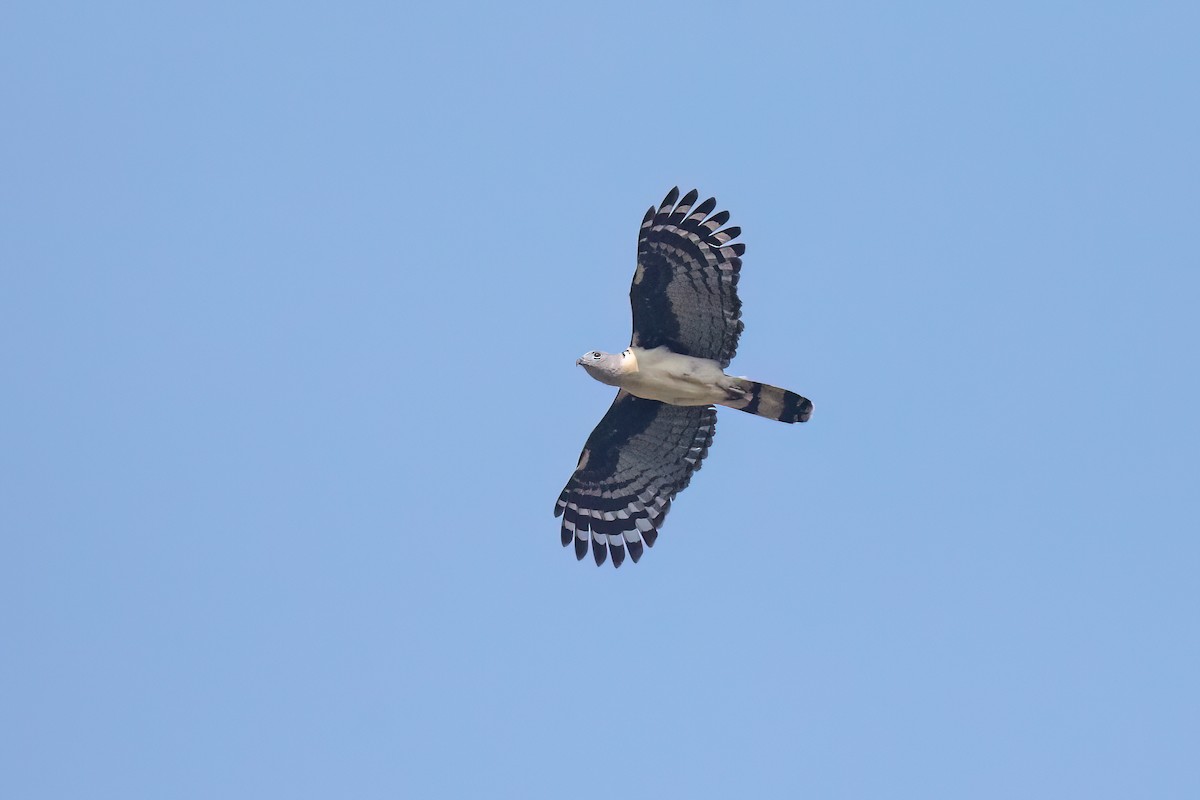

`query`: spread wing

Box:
[630,187,745,368]
[555,391,716,568]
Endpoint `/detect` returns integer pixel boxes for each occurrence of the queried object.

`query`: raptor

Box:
[555,188,813,567]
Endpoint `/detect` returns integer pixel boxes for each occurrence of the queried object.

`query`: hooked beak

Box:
[575,357,585,366]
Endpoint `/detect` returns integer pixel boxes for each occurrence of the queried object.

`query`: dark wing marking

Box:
[630,187,745,368]
[555,391,716,568]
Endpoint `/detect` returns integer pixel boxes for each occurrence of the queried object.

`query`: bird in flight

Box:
[555,187,813,567]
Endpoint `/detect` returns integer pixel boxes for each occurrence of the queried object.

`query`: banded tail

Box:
[721,380,813,424]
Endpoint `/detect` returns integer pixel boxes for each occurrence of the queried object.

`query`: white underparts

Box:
[616,346,743,406]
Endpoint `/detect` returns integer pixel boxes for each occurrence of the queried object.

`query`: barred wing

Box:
[555,391,716,568]
[630,187,746,368]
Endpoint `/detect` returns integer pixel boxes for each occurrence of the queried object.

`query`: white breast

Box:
[619,346,730,406]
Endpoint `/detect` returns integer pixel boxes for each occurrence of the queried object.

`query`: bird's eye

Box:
[592,352,601,359]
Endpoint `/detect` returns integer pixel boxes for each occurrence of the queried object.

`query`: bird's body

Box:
[556,188,813,568]
[579,346,733,406]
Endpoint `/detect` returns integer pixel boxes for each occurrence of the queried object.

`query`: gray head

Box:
[576,349,631,387]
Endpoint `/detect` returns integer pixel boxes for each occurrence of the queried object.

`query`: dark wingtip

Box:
[610,543,625,568]
[627,538,644,563]
[592,537,608,566]
[574,536,588,560]
[661,187,680,208]
[561,527,572,547]
[679,188,699,208]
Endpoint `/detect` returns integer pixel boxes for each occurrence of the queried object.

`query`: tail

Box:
[721,380,813,424]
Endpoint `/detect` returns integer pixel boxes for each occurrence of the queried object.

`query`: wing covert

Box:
[554,391,716,568]
[630,187,745,368]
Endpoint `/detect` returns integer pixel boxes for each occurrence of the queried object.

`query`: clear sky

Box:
[3,2,1198,798]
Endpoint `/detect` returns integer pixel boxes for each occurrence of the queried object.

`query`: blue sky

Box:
[3,2,1198,797]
